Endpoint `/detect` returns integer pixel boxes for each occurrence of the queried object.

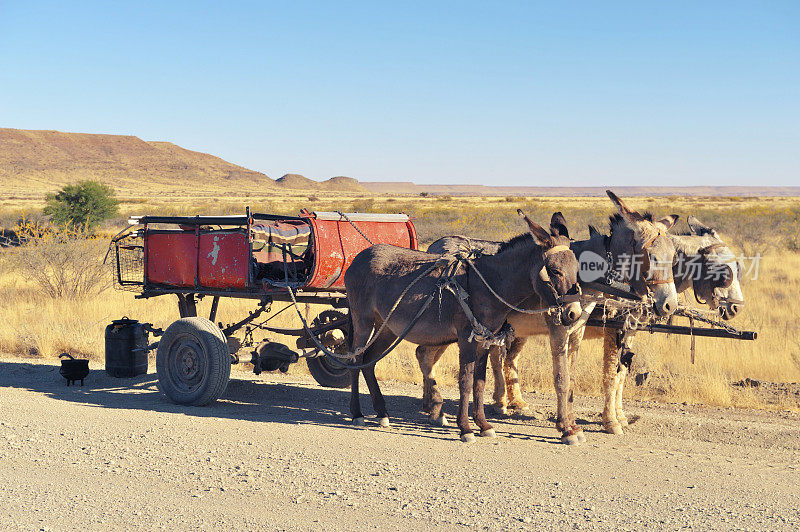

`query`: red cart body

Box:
[116,210,418,299]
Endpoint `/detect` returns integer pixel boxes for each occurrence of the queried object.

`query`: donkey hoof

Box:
[479,428,496,438]
[603,423,624,435]
[460,433,477,443]
[561,433,582,446]
[576,431,587,443]
[432,414,449,427]
[378,416,390,428]
[618,416,629,427]
[489,403,506,415]
[509,402,530,413]
[353,417,366,426]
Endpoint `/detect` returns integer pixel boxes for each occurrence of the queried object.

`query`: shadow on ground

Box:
[0,360,567,444]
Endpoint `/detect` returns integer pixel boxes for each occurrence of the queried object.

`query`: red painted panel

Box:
[145,230,249,289]
[198,231,249,288]
[146,231,196,287]
[304,215,418,290]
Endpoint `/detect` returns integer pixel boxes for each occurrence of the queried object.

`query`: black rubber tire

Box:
[306,356,351,389]
[156,317,231,406]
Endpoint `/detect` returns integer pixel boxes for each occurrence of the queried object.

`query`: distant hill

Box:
[275,173,369,193]
[0,128,276,194]
[0,128,369,196]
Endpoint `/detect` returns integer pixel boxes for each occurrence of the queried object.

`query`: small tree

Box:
[44,180,119,229]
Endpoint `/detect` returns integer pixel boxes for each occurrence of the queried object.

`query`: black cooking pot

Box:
[59,353,89,386]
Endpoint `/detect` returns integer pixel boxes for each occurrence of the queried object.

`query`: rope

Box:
[460,255,556,315]
[336,211,375,246]
[286,282,437,370]
[283,249,577,370]
[284,255,450,368]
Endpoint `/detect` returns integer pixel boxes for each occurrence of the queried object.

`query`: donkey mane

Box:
[496,232,533,253]
[672,233,724,256]
[608,212,654,231]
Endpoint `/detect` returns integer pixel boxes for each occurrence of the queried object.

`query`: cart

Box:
[109,208,419,405]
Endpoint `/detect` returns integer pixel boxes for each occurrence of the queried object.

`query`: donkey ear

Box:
[606,190,646,224]
[518,209,552,247]
[687,215,711,235]
[549,211,569,239]
[588,224,602,238]
[655,214,679,232]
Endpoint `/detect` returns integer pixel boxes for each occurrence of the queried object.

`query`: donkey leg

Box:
[456,350,477,443]
[504,337,529,412]
[489,346,507,415]
[615,366,629,426]
[416,345,435,414]
[566,327,586,443]
[416,345,449,425]
[428,346,449,426]
[349,315,375,426]
[363,365,391,427]
[473,350,494,437]
[602,330,623,435]
[616,334,635,426]
[360,329,399,427]
[550,327,580,445]
[350,369,365,425]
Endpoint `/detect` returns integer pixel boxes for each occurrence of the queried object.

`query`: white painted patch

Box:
[208,237,221,265]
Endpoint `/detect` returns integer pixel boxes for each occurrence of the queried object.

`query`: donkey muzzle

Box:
[720,302,740,320]
[561,302,582,326]
[653,296,676,317]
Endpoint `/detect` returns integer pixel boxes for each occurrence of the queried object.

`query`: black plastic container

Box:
[105,318,149,377]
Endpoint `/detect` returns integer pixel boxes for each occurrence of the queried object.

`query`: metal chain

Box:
[675,305,743,335]
[605,250,626,284]
[336,211,375,246]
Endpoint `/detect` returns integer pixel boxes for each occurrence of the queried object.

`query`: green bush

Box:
[43,180,119,229]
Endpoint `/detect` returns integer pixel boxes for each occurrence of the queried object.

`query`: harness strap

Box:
[543,244,571,257]
[440,278,516,349]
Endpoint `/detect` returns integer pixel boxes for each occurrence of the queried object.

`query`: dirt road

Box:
[1,358,799,531]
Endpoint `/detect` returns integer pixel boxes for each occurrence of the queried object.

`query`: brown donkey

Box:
[343,212,582,443]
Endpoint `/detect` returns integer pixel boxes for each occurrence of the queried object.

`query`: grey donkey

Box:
[422,191,680,440]
[343,211,582,443]
[582,213,746,434]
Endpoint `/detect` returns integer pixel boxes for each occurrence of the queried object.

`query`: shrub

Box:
[11,220,109,299]
[43,180,119,229]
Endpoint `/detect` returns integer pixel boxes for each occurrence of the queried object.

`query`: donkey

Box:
[674,215,744,320]
[343,212,582,443]
[591,214,746,433]
[422,191,680,439]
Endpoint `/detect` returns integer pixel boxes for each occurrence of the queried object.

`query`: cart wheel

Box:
[156,317,231,405]
[307,356,351,388]
[306,309,351,388]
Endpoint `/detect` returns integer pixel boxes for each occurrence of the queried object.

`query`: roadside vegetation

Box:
[1,192,798,411]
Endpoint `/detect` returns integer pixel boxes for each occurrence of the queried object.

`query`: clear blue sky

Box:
[1,1,798,186]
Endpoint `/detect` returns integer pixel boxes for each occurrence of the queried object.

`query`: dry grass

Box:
[1,195,799,412]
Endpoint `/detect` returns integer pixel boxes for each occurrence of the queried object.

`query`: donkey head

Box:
[685,215,743,320]
[606,191,679,317]
[518,210,582,325]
